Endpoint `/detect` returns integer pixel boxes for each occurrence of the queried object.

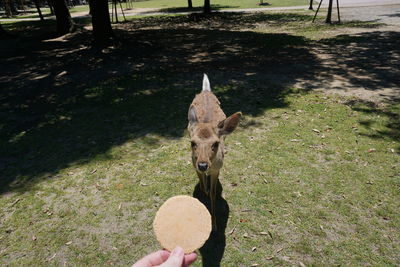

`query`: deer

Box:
[187,74,242,231]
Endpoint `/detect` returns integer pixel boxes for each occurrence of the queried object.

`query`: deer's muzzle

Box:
[197,162,208,172]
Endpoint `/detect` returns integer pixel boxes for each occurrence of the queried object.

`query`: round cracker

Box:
[153,195,211,253]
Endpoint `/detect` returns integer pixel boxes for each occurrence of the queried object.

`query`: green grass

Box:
[1,87,398,265]
[3,10,381,40]
[1,11,399,266]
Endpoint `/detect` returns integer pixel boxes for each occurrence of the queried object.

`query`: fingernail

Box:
[171,246,184,257]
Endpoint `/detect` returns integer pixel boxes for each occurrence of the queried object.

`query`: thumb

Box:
[159,247,184,267]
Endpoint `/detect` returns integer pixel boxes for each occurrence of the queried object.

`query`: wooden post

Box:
[5,0,12,17]
[114,0,118,23]
[48,0,55,15]
[312,0,323,23]
[118,0,126,22]
[34,0,45,21]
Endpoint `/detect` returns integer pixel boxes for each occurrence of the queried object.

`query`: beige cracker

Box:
[153,195,211,253]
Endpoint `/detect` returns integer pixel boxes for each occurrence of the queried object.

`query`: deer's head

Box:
[188,105,241,173]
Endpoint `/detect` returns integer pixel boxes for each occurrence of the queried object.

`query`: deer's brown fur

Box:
[187,74,241,230]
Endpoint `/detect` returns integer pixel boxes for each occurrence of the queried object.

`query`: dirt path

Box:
[290,4,400,102]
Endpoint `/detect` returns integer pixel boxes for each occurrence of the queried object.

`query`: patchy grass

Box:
[3,6,88,19]
[0,85,398,265]
[1,11,399,267]
[1,17,91,38]
[129,0,312,9]
[249,10,385,39]
[121,11,383,40]
[9,0,314,20]
[3,11,383,41]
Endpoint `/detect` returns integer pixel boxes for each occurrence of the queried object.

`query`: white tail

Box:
[202,74,211,92]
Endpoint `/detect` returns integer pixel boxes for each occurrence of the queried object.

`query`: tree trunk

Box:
[50,0,74,35]
[188,0,193,9]
[308,0,313,10]
[326,0,334,23]
[48,0,55,15]
[89,0,114,45]
[19,0,26,11]
[5,0,12,17]
[11,0,18,15]
[34,0,45,21]
[203,0,211,13]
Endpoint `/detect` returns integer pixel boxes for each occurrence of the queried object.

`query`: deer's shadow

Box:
[193,181,229,267]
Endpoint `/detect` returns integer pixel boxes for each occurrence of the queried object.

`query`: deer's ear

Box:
[218,112,242,136]
[188,105,198,124]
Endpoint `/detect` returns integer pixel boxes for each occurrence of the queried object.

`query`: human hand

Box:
[132,246,197,267]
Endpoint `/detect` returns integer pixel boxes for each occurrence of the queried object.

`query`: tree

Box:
[4,0,13,17]
[203,0,211,13]
[34,0,45,21]
[187,0,193,9]
[309,0,313,10]
[17,0,26,12]
[49,0,74,35]
[89,0,114,45]
[326,0,334,23]
[47,0,55,15]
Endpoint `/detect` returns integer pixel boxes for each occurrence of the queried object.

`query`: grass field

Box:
[1,11,399,266]
[8,0,313,19]
[122,0,311,10]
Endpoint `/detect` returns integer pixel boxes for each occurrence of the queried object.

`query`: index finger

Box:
[183,252,197,267]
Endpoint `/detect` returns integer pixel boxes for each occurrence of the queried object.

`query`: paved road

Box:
[316,0,400,7]
[339,4,400,24]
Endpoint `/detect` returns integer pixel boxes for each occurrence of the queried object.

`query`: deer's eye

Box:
[212,142,219,151]
[191,141,197,149]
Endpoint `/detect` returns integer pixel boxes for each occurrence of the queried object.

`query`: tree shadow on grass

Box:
[315,31,400,93]
[344,99,400,153]
[313,30,400,152]
[112,12,313,29]
[379,12,400,18]
[157,5,239,13]
[1,17,92,38]
[15,13,54,19]
[193,181,228,267]
[2,19,57,37]
[1,13,399,193]
[0,14,317,193]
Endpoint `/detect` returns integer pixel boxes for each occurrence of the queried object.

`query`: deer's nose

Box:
[198,162,208,172]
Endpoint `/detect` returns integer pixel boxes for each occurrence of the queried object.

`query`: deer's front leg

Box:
[210,171,219,231]
[196,171,209,196]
